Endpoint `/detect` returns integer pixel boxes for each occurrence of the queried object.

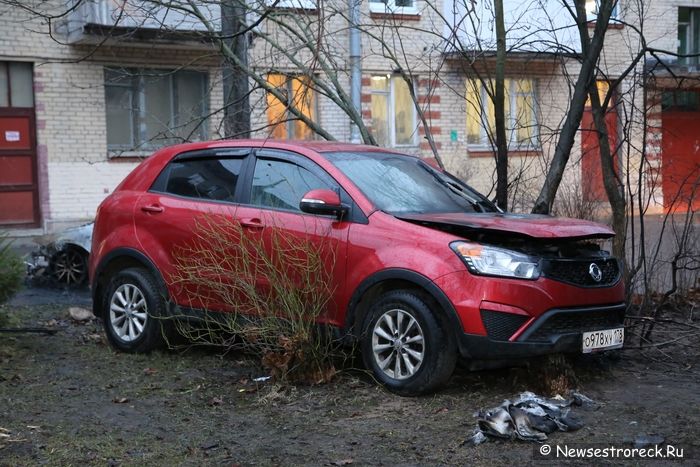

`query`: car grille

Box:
[541,258,620,287]
[520,305,625,343]
[481,309,529,341]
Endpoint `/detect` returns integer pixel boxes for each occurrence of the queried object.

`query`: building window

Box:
[465,78,538,149]
[268,0,318,9]
[104,68,208,152]
[585,80,612,107]
[678,7,700,66]
[369,0,416,14]
[585,0,619,22]
[662,90,700,111]
[0,61,34,108]
[266,73,316,140]
[370,75,417,147]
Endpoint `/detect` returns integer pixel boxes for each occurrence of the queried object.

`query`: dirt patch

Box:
[1,288,698,466]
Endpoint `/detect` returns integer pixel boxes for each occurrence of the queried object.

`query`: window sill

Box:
[587,20,623,29]
[468,149,541,158]
[268,5,319,14]
[370,11,421,21]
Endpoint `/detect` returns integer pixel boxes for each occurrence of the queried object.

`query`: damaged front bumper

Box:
[457,303,626,360]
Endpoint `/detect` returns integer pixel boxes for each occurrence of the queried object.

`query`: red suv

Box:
[90,140,625,395]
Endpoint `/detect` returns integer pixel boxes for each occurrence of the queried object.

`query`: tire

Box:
[102,267,167,353]
[50,246,88,287]
[360,289,457,396]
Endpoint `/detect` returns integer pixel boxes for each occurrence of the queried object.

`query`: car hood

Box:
[396,212,615,240]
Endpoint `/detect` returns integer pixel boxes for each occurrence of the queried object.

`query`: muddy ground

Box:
[1,286,698,466]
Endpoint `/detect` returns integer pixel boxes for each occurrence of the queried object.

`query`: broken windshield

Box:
[325,151,498,215]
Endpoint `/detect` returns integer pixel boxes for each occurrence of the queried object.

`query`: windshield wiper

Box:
[443,180,488,212]
[425,167,483,211]
[418,163,498,213]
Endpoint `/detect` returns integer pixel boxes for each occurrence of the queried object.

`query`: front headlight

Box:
[450,241,540,280]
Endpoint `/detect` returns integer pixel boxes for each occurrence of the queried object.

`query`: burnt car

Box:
[27,223,92,287]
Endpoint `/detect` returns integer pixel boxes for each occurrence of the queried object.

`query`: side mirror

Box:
[299,189,348,219]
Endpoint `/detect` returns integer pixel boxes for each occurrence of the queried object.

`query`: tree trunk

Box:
[222,0,251,138]
[494,0,508,210]
[531,0,615,214]
[587,84,627,259]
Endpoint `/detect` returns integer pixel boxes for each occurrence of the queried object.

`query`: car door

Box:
[240,149,353,327]
[134,148,251,311]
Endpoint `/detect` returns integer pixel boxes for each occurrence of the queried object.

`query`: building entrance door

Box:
[0,61,39,227]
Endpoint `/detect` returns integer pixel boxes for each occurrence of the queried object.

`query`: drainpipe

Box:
[349,0,362,143]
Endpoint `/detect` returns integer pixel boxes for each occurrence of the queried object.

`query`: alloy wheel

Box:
[371,308,425,380]
[109,283,148,342]
[51,249,87,285]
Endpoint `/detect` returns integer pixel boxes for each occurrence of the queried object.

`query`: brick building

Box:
[0,0,697,235]
[0,1,224,234]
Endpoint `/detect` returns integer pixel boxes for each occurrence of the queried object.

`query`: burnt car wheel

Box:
[361,290,457,396]
[103,268,166,353]
[50,246,88,286]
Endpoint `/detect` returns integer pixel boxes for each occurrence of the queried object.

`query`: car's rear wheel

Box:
[103,267,166,353]
[361,289,457,396]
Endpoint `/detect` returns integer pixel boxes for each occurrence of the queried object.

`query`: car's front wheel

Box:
[103,267,166,353]
[361,289,457,396]
[50,246,88,286]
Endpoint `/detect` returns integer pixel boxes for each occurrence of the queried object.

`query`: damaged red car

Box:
[89,141,625,395]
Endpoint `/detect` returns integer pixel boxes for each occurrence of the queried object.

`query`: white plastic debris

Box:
[469,430,488,445]
[471,391,593,443]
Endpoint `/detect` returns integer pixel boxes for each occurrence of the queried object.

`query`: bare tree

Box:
[493,0,508,210]
[221,0,252,137]
[531,0,617,215]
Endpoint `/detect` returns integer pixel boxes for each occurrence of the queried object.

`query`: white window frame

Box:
[678,7,700,65]
[370,74,418,148]
[268,0,318,10]
[585,0,620,22]
[466,79,539,150]
[368,0,418,16]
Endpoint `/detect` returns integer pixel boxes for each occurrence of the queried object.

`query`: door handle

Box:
[141,204,164,214]
[240,218,264,229]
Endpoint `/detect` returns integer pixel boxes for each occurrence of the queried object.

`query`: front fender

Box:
[343,268,464,340]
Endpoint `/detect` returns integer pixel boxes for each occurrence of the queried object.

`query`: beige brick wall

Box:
[0,1,225,232]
